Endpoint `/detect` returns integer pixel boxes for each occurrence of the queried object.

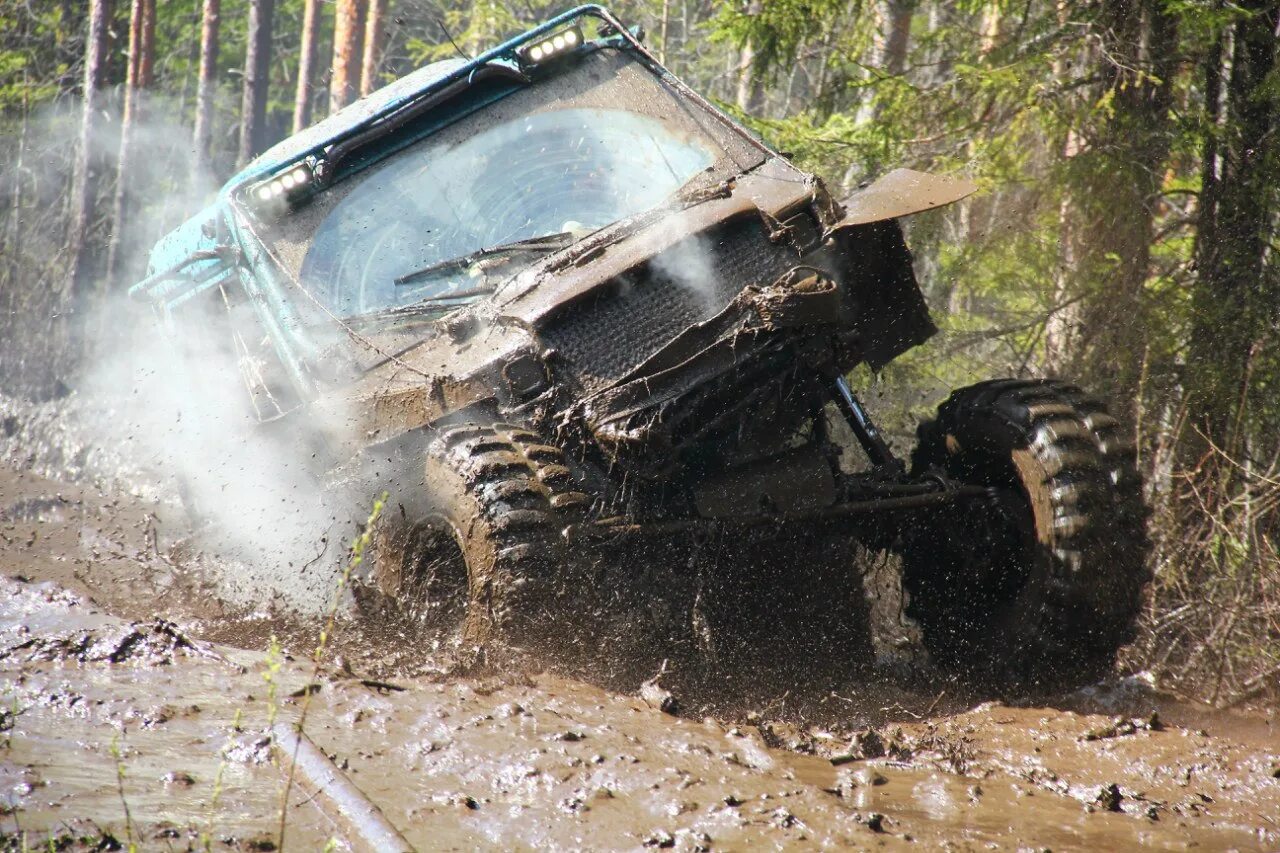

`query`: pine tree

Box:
[105,0,155,288]
[330,0,367,112]
[239,0,276,167]
[193,0,221,173]
[360,0,387,97]
[293,0,322,132]
[1187,1,1280,454]
[65,0,111,300]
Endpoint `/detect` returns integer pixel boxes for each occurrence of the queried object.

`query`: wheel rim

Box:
[372,515,470,634]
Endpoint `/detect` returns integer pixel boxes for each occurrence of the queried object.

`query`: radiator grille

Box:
[542,218,800,390]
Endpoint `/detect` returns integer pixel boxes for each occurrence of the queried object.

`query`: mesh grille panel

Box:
[542,218,799,390]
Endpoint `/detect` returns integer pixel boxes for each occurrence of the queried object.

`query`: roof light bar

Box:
[248,160,316,215]
[517,26,582,68]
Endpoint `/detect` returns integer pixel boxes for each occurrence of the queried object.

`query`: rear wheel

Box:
[902,379,1150,689]
[363,421,591,654]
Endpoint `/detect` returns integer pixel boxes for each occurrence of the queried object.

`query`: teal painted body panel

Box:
[130,205,240,332]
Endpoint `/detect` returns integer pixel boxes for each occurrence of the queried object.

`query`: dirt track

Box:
[2,459,1279,850]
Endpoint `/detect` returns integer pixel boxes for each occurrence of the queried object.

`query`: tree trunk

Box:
[857,0,915,124]
[238,0,276,168]
[978,0,1001,57]
[881,0,915,76]
[10,87,28,256]
[105,0,153,289]
[330,0,367,112]
[293,0,320,132]
[1045,130,1084,372]
[66,0,111,301]
[658,0,670,65]
[360,0,387,97]
[1187,0,1280,455]
[139,0,156,86]
[193,0,221,173]
[1062,0,1178,414]
[734,1,765,114]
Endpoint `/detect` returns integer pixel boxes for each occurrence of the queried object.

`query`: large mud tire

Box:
[903,379,1150,689]
[368,421,591,653]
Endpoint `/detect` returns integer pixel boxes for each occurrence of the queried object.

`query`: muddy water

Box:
[1,583,340,849]
[2,459,1279,850]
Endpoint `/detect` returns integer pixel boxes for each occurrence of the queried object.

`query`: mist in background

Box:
[1,101,355,615]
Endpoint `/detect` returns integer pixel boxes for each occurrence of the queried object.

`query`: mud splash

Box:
[3,457,1278,849]
[4,569,1278,850]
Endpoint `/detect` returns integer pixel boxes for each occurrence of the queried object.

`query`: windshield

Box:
[261,48,760,319]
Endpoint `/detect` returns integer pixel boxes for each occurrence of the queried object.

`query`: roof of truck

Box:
[224,4,610,193]
[229,58,466,190]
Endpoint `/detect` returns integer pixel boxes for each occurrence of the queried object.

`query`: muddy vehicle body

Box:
[135,6,1149,687]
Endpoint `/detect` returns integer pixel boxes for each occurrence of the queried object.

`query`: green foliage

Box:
[0,4,76,113]
[710,0,857,84]
[108,732,137,852]
[262,634,283,727]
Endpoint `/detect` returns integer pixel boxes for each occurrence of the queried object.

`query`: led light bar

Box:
[248,160,316,213]
[517,26,582,67]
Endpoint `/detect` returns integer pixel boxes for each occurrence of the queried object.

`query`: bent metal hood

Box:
[336,161,975,462]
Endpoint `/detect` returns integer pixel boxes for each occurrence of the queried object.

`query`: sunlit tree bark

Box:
[105,0,154,287]
[330,0,367,112]
[360,0,387,97]
[734,0,765,113]
[66,0,111,300]
[193,0,221,172]
[139,0,155,86]
[238,0,276,167]
[293,0,320,132]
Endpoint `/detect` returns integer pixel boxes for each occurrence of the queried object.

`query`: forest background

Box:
[0,0,1276,705]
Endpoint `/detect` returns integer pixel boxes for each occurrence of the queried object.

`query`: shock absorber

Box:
[831,375,904,473]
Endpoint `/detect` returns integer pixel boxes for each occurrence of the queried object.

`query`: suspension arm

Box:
[831,376,903,472]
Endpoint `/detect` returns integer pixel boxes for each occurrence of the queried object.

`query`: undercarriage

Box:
[363,370,1148,691]
[565,378,990,544]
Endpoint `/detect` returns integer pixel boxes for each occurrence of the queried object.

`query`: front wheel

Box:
[360,421,591,656]
[902,379,1150,690]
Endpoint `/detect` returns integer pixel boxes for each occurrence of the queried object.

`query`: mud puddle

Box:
[3,462,1279,850]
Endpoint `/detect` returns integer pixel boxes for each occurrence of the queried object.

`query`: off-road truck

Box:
[134,5,1149,687]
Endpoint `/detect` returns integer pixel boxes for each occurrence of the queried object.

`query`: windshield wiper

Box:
[394,231,577,287]
[407,283,497,304]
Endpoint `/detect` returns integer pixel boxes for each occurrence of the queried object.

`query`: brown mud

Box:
[2,462,1278,850]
